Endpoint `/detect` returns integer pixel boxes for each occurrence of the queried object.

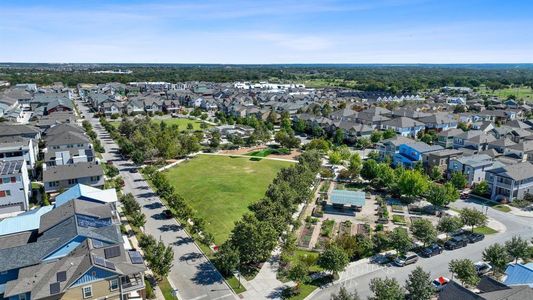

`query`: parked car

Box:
[162,209,173,219]
[467,232,485,243]
[475,262,492,276]
[432,276,450,291]
[394,252,418,267]
[444,235,468,250]
[371,253,395,265]
[421,243,443,257]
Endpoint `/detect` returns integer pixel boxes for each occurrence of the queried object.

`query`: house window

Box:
[68,178,78,185]
[49,181,59,187]
[0,191,5,197]
[109,278,119,291]
[82,286,93,298]
[90,176,100,182]
[19,294,27,300]
[10,177,16,183]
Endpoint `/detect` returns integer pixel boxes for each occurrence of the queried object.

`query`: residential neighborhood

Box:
[0,73,533,300]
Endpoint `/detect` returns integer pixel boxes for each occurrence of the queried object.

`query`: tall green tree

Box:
[437,216,463,240]
[425,182,459,209]
[390,227,412,256]
[369,277,405,300]
[449,259,479,287]
[214,242,240,276]
[398,170,429,203]
[410,219,437,247]
[330,287,360,300]
[230,214,278,266]
[450,172,468,190]
[348,153,362,178]
[505,236,529,263]
[405,267,434,300]
[483,243,510,276]
[459,208,488,233]
[361,159,379,181]
[318,245,349,278]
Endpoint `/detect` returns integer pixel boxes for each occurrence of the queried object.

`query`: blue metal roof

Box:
[504,263,533,287]
[330,190,366,206]
[0,206,53,236]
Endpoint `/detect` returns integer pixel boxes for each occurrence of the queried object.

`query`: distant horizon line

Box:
[1,62,533,66]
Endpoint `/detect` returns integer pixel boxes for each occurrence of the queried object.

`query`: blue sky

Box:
[0,0,532,63]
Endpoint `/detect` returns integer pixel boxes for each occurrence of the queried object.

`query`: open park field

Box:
[111,117,210,131]
[478,85,533,101]
[163,154,293,244]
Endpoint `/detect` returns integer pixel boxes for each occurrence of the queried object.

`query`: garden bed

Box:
[299,224,316,248]
[320,219,335,238]
[392,214,407,225]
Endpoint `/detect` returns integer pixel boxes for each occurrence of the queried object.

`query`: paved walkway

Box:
[77,101,237,300]
[203,152,298,163]
[241,248,295,300]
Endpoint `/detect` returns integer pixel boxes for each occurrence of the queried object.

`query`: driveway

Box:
[309,200,533,300]
[77,101,237,300]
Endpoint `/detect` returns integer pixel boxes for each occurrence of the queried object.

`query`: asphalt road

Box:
[77,102,237,300]
[310,200,533,300]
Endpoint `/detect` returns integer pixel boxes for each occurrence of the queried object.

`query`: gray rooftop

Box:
[43,162,103,182]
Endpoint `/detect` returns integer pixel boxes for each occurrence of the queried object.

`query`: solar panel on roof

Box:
[128,251,144,264]
[56,271,67,282]
[93,255,106,267]
[91,239,105,248]
[105,261,116,270]
[50,282,60,294]
[104,245,121,259]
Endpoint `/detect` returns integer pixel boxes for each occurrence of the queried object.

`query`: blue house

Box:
[393,142,443,168]
[0,186,144,300]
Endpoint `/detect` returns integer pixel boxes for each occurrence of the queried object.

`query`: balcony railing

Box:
[121,273,144,292]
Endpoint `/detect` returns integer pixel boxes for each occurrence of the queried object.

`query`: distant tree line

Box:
[2,65,533,93]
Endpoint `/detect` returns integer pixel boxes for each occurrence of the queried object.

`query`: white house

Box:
[0,160,31,216]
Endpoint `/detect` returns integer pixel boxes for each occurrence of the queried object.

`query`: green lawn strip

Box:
[111,118,210,131]
[491,204,511,213]
[164,155,292,245]
[158,277,178,300]
[287,284,318,300]
[247,149,274,157]
[31,182,41,189]
[473,226,498,235]
[286,276,333,300]
[226,276,246,294]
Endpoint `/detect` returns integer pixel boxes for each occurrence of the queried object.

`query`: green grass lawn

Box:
[289,249,323,272]
[111,118,210,131]
[164,155,292,244]
[226,276,246,294]
[478,85,533,102]
[473,226,498,235]
[491,204,511,213]
[158,278,177,300]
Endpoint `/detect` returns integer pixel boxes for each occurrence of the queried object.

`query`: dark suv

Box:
[421,243,443,257]
[466,232,485,243]
[444,236,468,250]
